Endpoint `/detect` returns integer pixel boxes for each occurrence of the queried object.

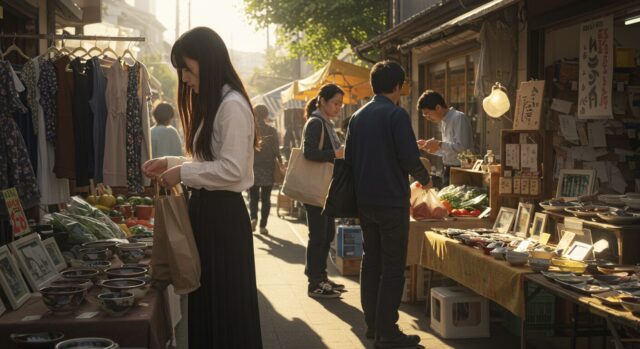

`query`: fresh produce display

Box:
[436,185,489,216]
[51,212,97,244]
[67,196,125,238]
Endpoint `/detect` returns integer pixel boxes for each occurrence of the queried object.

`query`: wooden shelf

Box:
[543,210,636,231]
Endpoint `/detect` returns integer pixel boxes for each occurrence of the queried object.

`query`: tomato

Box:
[441,200,452,213]
[459,209,469,216]
[470,209,481,217]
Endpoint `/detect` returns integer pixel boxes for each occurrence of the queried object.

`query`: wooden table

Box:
[523,274,640,349]
[544,210,640,264]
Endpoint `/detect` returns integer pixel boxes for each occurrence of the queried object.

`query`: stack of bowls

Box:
[100,278,148,302]
[506,250,529,266]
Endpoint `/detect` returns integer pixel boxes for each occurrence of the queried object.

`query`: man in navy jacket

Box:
[345,60,431,348]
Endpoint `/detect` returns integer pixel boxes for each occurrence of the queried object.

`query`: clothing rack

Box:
[0,33,145,42]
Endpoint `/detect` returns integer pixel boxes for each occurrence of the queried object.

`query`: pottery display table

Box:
[523,274,640,349]
[419,230,533,318]
[0,285,171,349]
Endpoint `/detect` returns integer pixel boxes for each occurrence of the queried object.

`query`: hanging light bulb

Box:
[482,82,510,118]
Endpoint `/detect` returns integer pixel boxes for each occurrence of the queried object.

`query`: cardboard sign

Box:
[539,233,551,245]
[578,16,613,119]
[499,177,512,194]
[2,188,30,238]
[513,80,545,130]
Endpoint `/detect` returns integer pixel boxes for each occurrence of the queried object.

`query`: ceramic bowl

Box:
[10,331,65,349]
[54,337,118,349]
[78,248,111,262]
[81,241,118,254]
[593,273,630,285]
[530,250,555,260]
[51,278,92,290]
[490,247,507,260]
[539,200,579,212]
[83,260,112,271]
[100,278,148,301]
[39,286,85,315]
[61,268,100,283]
[620,297,640,315]
[506,251,529,266]
[551,258,588,274]
[105,266,147,279]
[116,248,145,264]
[97,291,135,317]
[528,258,551,272]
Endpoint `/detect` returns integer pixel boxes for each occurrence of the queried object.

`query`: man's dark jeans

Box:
[249,185,273,228]
[304,204,335,287]
[358,206,409,338]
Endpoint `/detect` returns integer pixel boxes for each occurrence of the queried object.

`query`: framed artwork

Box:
[9,233,59,291]
[513,202,534,237]
[0,245,31,309]
[565,241,594,261]
[556,169,596,200]
[472,160,483,171]
[529,213,548,240]
[42,238,66,272]
[493,207,516,234]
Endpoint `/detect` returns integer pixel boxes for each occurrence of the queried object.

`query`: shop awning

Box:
[281,58,373,105]
[251,82,306,118]
[398,0,520,52]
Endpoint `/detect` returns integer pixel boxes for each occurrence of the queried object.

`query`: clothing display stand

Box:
[0,33,145,43]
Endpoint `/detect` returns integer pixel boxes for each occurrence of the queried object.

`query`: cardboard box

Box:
[336,256,361,276]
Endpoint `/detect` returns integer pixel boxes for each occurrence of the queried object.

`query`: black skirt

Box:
[187,189,262,348]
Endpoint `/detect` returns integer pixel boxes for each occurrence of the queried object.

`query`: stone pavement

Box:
[252,191,522,349]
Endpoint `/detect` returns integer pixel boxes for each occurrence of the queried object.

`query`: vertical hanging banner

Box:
[578,16,613,120]
[513,80,545,130]
[2,188,31,238]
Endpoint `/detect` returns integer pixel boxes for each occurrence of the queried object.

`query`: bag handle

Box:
[155,181,181,198]
[302,117,325,151]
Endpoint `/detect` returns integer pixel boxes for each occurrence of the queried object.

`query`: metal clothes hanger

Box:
[120,41,136,64]
[1,34,30,60]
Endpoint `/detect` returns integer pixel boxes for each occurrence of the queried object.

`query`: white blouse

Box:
[165,85,255,192]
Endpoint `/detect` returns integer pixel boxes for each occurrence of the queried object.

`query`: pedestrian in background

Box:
[151,102,183,158]
[345,60,431,347]
[250,104,282,235]
[302,83,346,299]
[142,27,262,348]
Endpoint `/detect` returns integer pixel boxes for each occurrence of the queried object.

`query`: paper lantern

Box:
[482,83,510,118]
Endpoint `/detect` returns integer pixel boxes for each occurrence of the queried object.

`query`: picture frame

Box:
[471,159,484,171]
[9,233,59,291]
[529,213,548,241]
[556,169,596,200]
[42,238,66,272]
[565,241,594,261]
[513,202,534,237]
[0,245,31,309]
[493,207,516,234]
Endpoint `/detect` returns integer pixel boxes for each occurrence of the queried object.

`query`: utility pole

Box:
[175,0,180,40]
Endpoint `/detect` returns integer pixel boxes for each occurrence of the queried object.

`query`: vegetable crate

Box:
[448,167,499,220]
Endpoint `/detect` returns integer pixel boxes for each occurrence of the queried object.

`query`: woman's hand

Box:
[158,166,182,187]
[142,158,168,178]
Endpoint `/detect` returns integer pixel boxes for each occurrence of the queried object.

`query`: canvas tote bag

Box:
[282,118,334,207]
[151,185,201,294]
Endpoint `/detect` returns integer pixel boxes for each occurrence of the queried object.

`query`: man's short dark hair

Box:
[370,60,405,94]
[153,102,175,125]
[417,90,447,110]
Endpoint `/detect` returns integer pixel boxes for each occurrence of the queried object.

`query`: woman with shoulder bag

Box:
[302,83,346,299]
[141,27,262,348]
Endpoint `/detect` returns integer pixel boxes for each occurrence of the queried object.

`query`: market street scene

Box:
[1,0,640,348]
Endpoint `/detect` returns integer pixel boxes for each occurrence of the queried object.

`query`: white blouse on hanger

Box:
[165,85,255,192]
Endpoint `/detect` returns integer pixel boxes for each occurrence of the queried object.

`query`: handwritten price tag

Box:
[2,188,30,238]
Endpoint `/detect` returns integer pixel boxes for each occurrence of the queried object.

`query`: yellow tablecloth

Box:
[407,219,492,266]
[420,231,533,317]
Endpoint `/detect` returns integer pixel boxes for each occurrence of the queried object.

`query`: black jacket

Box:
[302,115,335,163]
[345,95,430,208]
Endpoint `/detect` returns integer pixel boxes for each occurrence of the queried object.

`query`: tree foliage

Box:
[243,0,387,68]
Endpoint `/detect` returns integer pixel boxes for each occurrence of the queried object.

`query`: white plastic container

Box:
[429,286,490,339]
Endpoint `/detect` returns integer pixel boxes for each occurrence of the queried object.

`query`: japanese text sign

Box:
[513,80,545,130]
[578,16,613,119]
[2,188,30,238]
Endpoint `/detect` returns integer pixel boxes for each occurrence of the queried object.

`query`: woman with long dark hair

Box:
[142,27,262,348]
[302,83,346,299]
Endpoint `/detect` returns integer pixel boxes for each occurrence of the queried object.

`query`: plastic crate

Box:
[503,285,555,337]
[336,225,363,258]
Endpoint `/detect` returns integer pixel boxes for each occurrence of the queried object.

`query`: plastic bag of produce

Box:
[67,196,125,238]
[71,215,118,240]
[51,212,97,244]
[410,186,449,220]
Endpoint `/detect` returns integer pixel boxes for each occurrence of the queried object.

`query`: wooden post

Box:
[46,0,55,47]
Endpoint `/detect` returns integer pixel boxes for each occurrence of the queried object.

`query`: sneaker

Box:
[308,281,340,299]
[324,278,345,291]
[259,227,269,235]
[250,219,257,232]
[374,332,420,349]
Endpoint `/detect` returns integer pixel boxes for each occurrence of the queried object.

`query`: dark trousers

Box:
[248,185,273,228]
[304,204,335,286]
[358,206,409,338]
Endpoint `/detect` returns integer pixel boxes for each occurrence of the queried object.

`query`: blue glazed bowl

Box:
[39,286,85,315]
[97,291,135,317]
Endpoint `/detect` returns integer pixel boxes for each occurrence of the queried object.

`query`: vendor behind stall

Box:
[417,90,473,186]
